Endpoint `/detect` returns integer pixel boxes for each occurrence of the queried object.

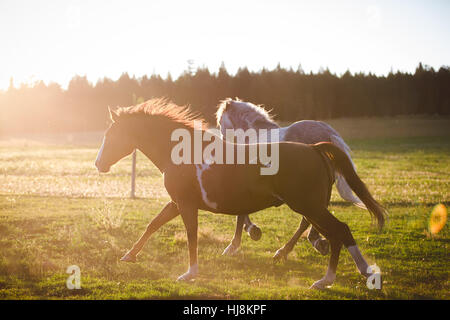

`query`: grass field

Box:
[0,116,449,299]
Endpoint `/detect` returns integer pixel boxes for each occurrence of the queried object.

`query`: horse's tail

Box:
[329,135,367,209]
[313,142,387,230]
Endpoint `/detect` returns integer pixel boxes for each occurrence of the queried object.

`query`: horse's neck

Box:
[136,140,168,173]
[135,121,193,173]
[245,119,282,143]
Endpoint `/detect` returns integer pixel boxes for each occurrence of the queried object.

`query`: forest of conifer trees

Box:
[0,62,449,135]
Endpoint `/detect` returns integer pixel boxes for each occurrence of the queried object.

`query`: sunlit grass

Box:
[0,147,168,199]
[0,196,448,299]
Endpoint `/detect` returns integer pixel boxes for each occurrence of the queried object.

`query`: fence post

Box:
[130,149,136,198]
[130,94,144,199]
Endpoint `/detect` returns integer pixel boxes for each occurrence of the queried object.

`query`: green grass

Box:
[0,120,449,299]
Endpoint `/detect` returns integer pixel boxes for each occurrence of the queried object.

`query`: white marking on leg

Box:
[120,251,136,263]
[310,267,336,289]
[348,245,370,276]
[177,263,198,281]
[222,242,239,255]
[195,164,218,209]
[323,267,336,283]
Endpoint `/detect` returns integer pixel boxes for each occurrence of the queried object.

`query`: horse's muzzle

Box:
[95,160,110,173]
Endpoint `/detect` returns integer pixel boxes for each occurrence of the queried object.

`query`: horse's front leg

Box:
[310,239,341,289]
[177,204,199,281]
[243,215,262,241]
[308,209,354,289]
[121,201,179,262]
[273,217,310,262]
[222,215,245,255]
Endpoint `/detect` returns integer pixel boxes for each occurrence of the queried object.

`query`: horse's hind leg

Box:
[288,206,351,289]
[304,207,372,289]
[273,217,310,262]
[272,218,329,262]
[223,214,262,256]
[243,215,262,241]
[121,201,180,262]
[307,227,329,256]
[222,215,245,255]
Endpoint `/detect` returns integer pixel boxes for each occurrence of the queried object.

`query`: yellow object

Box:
[429,204,447,235]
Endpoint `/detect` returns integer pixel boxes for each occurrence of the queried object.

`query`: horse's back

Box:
[283,120,340,144]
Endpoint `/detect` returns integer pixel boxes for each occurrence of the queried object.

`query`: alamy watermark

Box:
[66,265,81,290]
[366,265,382,289]
[170,121,280,175]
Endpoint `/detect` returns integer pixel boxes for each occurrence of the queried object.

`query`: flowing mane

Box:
[215,97,278,128]
[115,98,207,129]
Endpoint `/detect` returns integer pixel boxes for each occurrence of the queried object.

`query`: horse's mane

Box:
[115,98,207,129]
[215,97,278,127]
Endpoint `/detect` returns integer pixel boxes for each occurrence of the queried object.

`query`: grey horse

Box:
[216,98,366,260]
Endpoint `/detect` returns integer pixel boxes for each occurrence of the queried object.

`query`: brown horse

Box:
[95,98,386,289]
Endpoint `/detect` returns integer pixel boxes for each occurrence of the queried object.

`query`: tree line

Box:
[0,62,449,134]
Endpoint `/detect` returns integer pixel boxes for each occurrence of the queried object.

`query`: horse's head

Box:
[217,98,279,138]
[217,99,251,136]
[95,107,136,173]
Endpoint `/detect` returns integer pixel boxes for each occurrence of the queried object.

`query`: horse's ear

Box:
[108,106,119,122]
[225,99,233,110]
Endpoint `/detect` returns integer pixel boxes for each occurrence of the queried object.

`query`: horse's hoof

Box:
[176,270,198,282]
[273,248,287,263]
[310,278,333,290]
[222,243,240,256]
[314,239,330,256]
[120,252,136,263]
[176,274,195,282]
[309,282,325,290]
[248,225,262,241]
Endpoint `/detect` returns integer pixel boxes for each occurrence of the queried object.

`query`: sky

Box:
[0,0,449,90]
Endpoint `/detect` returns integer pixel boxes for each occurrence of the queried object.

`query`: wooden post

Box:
[130,94,143,199]
[130,149,136,198]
